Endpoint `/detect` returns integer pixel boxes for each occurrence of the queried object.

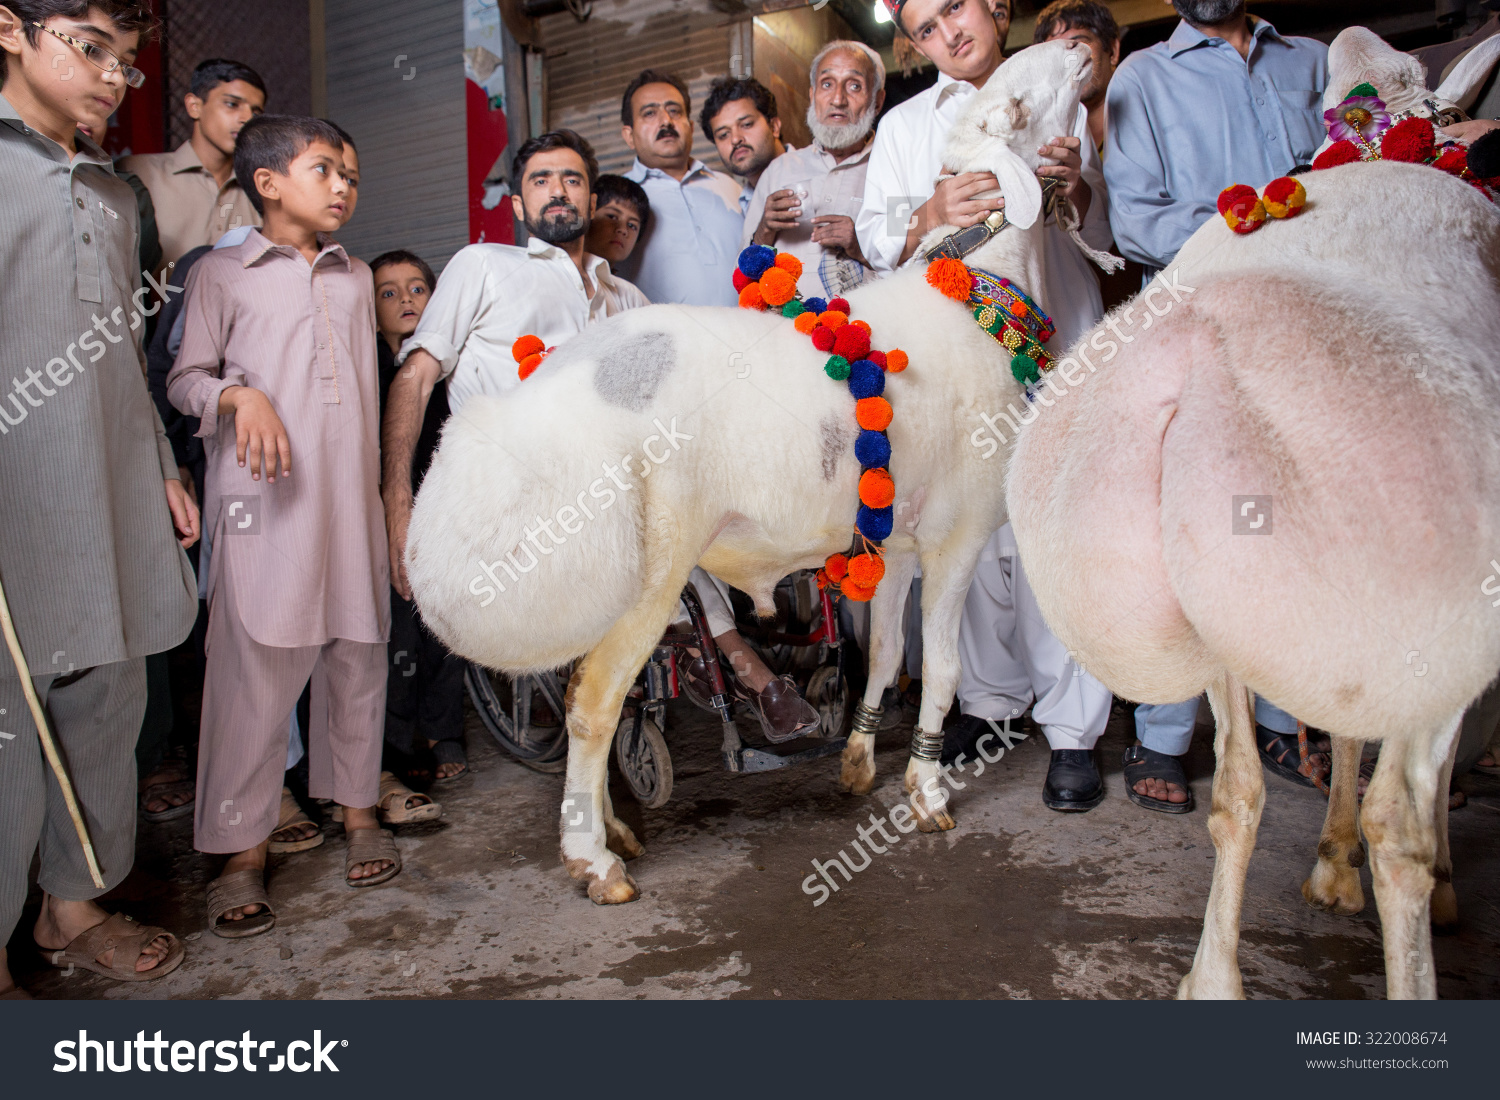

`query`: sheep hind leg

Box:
[839,548,917,797]
[1363,712,1462,999]
[560,558,698,905]
[1429,729,1460,933]
[1178,670,1262,1000]
[1302,735,1366,915]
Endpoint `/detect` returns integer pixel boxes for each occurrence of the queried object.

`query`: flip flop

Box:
[1122,743,1195,813]
[346,827,401,888]
[40,912,185,981]
[207,868,277,938]
[138,777,195,823]
[375,771,442,825]
[267,787,325,853]
[1256,721,1330,795]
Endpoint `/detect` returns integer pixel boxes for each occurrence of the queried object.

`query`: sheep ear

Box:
[986,144,1044,230]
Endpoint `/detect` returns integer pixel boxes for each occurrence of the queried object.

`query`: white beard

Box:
[805,101,877,154]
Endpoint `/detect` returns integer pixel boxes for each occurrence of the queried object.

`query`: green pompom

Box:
[1010,351,1040,385]
[782,299,807,318]
[824,355,851,381]
[1347,82,1379,99]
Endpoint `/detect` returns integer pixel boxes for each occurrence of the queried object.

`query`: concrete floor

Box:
[13,697,1500,1000]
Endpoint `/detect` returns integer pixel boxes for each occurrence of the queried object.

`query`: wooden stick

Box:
[0,569,105,889]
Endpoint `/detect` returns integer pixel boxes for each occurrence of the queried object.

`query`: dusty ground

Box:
[12,697,1500,1000]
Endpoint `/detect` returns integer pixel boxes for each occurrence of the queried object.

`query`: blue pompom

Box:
[803,296,828,315]
[854,430,890,468]
[857,505,894,542]
[738,245,776,280]
[847,359,885,400]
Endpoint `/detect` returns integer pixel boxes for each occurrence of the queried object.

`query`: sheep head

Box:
[1324,26,1452,120]
[942,39,1091,231]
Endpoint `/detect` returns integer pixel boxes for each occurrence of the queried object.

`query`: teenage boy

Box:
[700,75,784,204]
[586,173,650,270]
[618,69,744,306]
[0,0,199,995]
[858,0,1116,813]
[120,56,264,277]
[169,114,396,938]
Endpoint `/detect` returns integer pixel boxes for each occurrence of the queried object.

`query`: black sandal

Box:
[1122,743,1194,814]
[1256,721,1330,795]
[431,738,469,782]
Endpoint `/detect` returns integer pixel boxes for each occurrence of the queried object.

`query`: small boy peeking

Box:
[168,114,397,938]
[585,172,650,269]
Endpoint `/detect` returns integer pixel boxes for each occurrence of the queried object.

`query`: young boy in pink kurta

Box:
[168,115,396,937]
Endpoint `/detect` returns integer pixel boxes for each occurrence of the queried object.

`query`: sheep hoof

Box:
[837,737,875,795]
[605,818,644,861]
[566,857,639,904]
[1430,880,1458,933]
[1302,854,1365,916]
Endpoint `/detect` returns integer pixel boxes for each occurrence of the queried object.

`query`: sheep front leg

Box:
[1363,713,1462,998]
[1179,671,1262,1000]
[839,549,917,796]
[1302,735,1366,915]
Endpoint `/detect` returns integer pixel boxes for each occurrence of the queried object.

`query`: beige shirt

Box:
[399,237,650,413]
[743,140,874,300]
[168,229,389,649]
[120,140,261,274]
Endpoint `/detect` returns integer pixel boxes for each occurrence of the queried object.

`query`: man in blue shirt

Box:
[1103,1,1330,812]
[618,69,745,307]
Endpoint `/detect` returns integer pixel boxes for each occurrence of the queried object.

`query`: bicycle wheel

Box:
[465,663,568,772]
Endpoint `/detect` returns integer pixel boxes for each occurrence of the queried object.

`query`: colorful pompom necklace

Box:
[734,244,907,602]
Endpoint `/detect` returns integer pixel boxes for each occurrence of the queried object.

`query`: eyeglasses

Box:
[32,22,146,89]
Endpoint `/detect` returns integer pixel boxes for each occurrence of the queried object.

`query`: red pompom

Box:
[738,282,766,310]
[828,297,850,314]
[512,334,545,363]
[885,349,908,373]
[732,268,751,292]
[833,324,871,360]
[825,553,849,582]
[1261,176,1306,219]
[1380,117,1435,164]
[1433,146,1468,177]
[846,552,885,589]
[855,396,892,431]
[811,326,836,352]
[867,350,887,370]
[1312,140,1362,171]
[926,257,972,301]
[858,468,895,509]
[1216,183,1258,216]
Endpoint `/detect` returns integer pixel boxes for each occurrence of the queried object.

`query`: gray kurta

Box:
[0,94,197,673]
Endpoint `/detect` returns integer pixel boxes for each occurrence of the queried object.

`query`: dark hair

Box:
[512,128,599,191]
[593,174,650,226]
[699,76,777,144]
[189,58,266,101]
[233,114,344,215]
[321,119,356,153]
[1032,0,1120,49]
[620,68,690,128]
[370,249,437,292]
[0,0,156,85]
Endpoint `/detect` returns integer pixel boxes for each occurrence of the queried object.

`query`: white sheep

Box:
[406,40,1101,903]
[1006,29,1500,996]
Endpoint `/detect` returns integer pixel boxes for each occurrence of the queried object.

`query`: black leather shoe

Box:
[1043,748,1103,812]
[940,714,991,765]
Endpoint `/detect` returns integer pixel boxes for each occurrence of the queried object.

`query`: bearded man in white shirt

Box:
[857,0,1116,813]
[382,129,647,599]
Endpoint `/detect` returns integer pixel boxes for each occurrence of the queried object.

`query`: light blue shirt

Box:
[619,157,745,306]
[1103,17,1328,270]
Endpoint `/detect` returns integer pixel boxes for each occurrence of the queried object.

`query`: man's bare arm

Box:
[382,348,442,600]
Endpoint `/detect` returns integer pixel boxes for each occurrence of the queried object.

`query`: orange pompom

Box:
[512,334,545,363]
[886,349,909,373]
[825,553,849,582]
[759,266,797,306]
[841,580,877,603]
[518,353,543,381]
[846,552,885,589]
[794,310,819,334]
[851,319,871,336]
[926,257,972,301]
[815,568,830,590]
[855,396,893,431]
[817,310,848,330]
[858,467,895,509]
[773,252,803,280]
[738,282,766,310]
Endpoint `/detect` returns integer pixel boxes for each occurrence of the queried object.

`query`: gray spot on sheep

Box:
[591,331,675,410]
[819,413,852,481]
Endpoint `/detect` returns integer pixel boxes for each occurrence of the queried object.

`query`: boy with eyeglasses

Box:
[0,0,200,996]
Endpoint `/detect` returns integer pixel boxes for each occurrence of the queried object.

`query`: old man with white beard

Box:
[742,40,885,299]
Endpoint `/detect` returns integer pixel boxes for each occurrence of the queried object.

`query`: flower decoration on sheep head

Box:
[1324,83,1391,150]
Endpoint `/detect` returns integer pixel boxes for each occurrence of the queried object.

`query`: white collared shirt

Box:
[398,237,649,412]
[856,70,1113,352]
[744,140,874,299]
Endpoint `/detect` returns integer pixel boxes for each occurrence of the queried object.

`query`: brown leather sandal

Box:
[41,911,185,980]
[207,868,277,938]
[268,787,325,853]
[345,827,401,887]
